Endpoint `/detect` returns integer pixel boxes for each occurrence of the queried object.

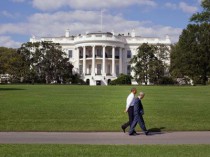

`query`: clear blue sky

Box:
[0,0,202,48]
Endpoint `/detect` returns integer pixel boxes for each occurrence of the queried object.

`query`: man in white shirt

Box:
[121,87,137,133]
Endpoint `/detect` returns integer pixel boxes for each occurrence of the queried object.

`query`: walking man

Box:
[121,88,137,133]
[129,92,149,136]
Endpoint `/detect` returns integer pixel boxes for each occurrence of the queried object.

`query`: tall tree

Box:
[130,43,167,85]
[17,42,74,84]
[0,47,27,82]
[170,0,210,85]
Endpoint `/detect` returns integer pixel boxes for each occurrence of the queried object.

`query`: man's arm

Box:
[139,101,144,115]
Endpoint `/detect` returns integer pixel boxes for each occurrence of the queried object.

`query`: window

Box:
[107,64,111,74]
[127,50,131,58]
[79,64,83,74]
[127,65,131,75]
[68,50,72,58]
[115,51,119,59]
[97,64,101,75]
[116,64,119,76]
[79,51,83,58]
[96,49,102,57]
[89,65,92,74]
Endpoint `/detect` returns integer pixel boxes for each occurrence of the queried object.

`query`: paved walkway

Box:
[0,132,210,145]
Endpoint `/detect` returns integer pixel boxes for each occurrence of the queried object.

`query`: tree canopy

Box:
[0,47,27,82]
[17,42,74,84]
[190,0,210,23]
[130,43,169,85]
[170,0,210,85]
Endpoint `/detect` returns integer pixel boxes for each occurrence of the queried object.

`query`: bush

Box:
[158,76,177,85]
[71,74,87,85]
[109,74,132,85]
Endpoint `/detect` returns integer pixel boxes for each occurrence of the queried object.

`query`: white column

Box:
[112,46,116,76]
[102,45,106,76]
[119,47,123,74]
[91,46,95,76]
[83,46,86,75]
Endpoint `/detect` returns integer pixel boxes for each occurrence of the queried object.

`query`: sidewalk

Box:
[1,131,210,145]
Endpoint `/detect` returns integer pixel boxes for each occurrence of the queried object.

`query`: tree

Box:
[0,47,27,82]
[171,24,210,84]
[130,43,167,85]
[17,42,74,84]
[170,0,210,85]
[190,0,210,23]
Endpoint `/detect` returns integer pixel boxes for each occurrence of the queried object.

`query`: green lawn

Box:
[0,85,210,131]
[0,144,210,157]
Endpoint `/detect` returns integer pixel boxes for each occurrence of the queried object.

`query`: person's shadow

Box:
[147,127,166,136]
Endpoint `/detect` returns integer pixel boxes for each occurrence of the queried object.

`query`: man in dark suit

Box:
[129,92,149,136]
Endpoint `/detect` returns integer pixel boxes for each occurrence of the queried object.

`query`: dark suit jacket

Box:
[133,98,144,116]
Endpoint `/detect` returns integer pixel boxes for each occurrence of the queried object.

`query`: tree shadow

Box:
[0,88,26,91]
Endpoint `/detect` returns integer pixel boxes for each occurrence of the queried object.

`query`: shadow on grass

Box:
[0,88,26,91]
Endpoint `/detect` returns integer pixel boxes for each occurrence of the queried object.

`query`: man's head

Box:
[139,92,145,99]
[131,87,137,95]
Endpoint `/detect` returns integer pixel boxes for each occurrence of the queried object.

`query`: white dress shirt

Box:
[126,92,135,111]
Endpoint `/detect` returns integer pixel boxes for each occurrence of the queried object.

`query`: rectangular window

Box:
[79,50,83,58]
[127,50,131,58]
[127,65,131,75]
[68,50,72,58]
[87,51,92,58]
[97,64,101,75]
[89,65,92,74]
[96,49,102,57]
[115,51,119,59]
[116,64,119,76]
[107,64,111,74]
[79,64,83,74]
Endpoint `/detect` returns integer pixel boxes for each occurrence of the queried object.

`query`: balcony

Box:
[74,33,125,44]
[80,55,119,59]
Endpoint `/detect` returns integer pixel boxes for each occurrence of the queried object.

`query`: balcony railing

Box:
[80,55,119,59]
[96,55,102,58]
[74,34,125,43]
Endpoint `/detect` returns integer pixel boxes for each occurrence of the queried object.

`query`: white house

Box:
[30,29,171,85]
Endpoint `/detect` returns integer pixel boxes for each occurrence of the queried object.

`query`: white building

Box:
[30,29,171,85]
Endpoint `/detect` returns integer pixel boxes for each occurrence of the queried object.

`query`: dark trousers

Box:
[122,106,134,130]
[129,114,147,135]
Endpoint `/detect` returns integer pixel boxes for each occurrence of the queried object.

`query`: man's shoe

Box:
[134,132,140,135]
[145,131,149,136]
[121,126,125,133]
[129,133,135,136]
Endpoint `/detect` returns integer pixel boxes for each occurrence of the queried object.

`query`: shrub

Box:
[109,74,132,85]
[158,76,177,85]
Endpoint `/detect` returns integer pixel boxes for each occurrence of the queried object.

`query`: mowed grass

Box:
[0,144,210,157]
[0,85,210,131]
